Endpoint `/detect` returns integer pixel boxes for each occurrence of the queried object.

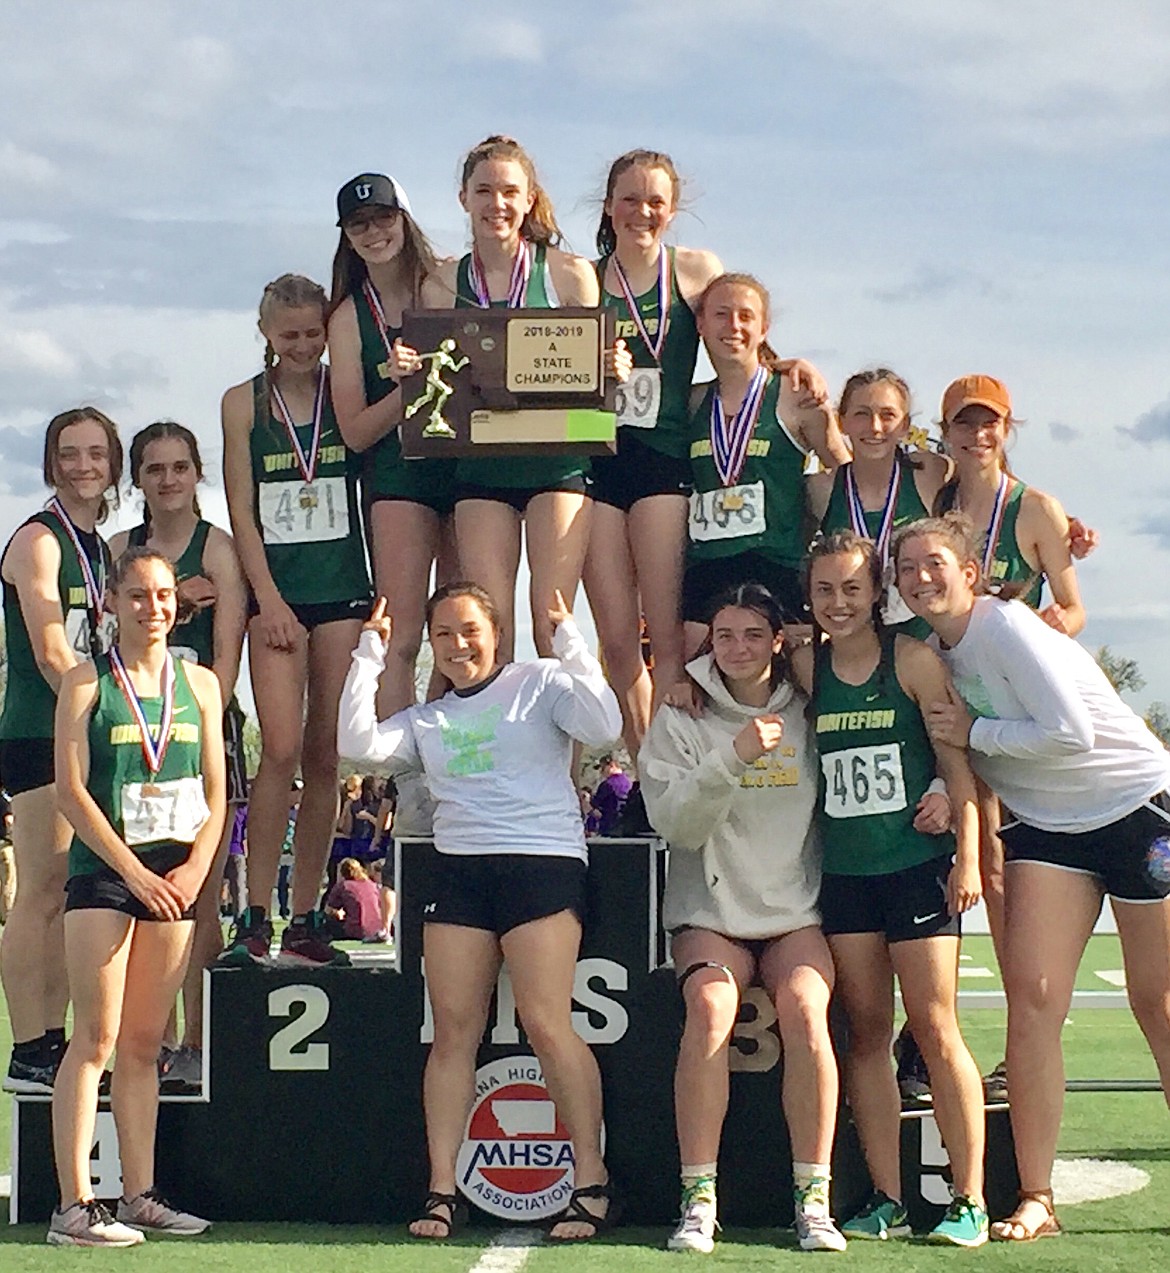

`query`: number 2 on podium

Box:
[268,984,331,1071]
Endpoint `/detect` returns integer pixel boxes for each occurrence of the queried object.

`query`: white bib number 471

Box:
[689,482,765,543]
[821,744,907,819]
[259,476,348,546]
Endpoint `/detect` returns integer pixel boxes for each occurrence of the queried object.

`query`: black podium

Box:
[11,839,1017,1227]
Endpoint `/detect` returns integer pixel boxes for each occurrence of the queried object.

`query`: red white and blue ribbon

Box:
[610,249,669,363]
[469,240,531,308]
[845,459,901,565]
[361,280,395,359]
[710,367,768,488]
[269,368,328,485]
[960,472,1010,578]
[110,646,175,774]
[47,495,105,623]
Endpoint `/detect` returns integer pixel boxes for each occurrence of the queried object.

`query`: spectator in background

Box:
[327,774,361,891]
[591,754,632,836]
[324,858,383,941]
[346,775,382,864]
[225,804,247,920]
[0,790,14,924]
[277,782,301,921]
[579,787,601,837]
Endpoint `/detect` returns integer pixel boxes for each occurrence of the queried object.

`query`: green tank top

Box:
[69,652,207,876]
[687,373,809,568]
[128,520,214,666]
[249,372,371,606]
[454,243,586,490]
[599,246,699,460]
[0,510,113,742]
[354,282,456,505]
[812,635,951,876]
[820,453,932,637]
[985,481,1043,607]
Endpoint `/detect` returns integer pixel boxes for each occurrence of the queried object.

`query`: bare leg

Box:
[1113,894,1170,1104]
[891,936,985,1201]
[828,934,900,1199]
[627,494,687,705]
[503,909,607,1239]
[977,778,1006,968]
[454,500,522,661]
[111,920,194,1199]
[1,786,72,1045]
[410,923,500,1238]
[670,929,754,1166]
[761,927,838,1165]
[582,502,652,756]
[525,491,592,657]
[52,911,133,1206]
[369,499,441,718]
[246,623,308,913]
[1001,862,1100,1201]
[290,619,363,916]
[180,814,233,1047]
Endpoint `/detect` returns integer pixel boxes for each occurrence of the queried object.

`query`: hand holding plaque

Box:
[399,308,617,458]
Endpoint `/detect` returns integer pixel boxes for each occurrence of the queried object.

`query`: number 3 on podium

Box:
[268,984,331,1071]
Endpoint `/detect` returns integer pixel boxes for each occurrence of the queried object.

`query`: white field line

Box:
[1096,969,1128,987]
[467,1228,542,1273]
[958,966,995,978]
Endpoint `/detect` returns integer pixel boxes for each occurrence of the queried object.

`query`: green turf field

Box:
[1,934,1165,1269]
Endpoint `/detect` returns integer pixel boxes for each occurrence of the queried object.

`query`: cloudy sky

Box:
[2,0,1168,711]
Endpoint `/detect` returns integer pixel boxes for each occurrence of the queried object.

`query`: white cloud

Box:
[454,17,544,63]
[0,142,59,189]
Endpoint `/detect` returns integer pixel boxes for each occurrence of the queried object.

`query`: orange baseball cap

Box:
[940,375,1012,423]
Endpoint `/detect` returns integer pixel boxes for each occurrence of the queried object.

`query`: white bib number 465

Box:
[821,744,907,819]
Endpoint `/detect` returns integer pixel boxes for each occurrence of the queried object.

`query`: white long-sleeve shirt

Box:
[337,618,621,861]
[934,597,1170,832]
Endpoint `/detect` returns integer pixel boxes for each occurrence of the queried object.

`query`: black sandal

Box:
[548,1180,621,1242]
[409,1191,467,1240]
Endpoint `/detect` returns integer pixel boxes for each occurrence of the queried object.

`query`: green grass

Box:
[1,935,1165,1269]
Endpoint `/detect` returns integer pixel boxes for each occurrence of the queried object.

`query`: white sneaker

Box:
[795,1205,847,1252]
[47,1199,145,1247]
[667,1193,718,1253]
[117,1186,211,1235]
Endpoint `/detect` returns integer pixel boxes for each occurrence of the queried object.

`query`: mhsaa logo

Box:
[456,1056,576,1219]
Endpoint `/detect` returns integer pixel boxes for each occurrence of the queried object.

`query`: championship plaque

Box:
[399,307,616,458]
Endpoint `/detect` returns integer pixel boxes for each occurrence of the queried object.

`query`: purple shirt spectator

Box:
[591,765,632,836]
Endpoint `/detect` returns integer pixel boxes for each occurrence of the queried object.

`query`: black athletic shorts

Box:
[424,852,586,936]
[0,737,54,796]
[65,841,197,922]
[1001,791,1170,903]
[587,434,692,511]
[454,474,588,515]
[247,594,371,632]
[820,855,960,943]
[682,552,806,624]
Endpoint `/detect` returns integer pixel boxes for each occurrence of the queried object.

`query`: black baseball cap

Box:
[336,173,413,225]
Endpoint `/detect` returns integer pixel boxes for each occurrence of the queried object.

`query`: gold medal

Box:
[722,492,745,511]
[376,360,393,380]
[141,783,163,798]
[299,485,319,509]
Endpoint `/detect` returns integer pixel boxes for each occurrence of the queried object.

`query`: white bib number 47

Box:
[259,476,348,546]
[821,743,907,819]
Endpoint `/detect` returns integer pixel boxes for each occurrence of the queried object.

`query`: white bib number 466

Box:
[821,744,907,819]
[689,482,765,543]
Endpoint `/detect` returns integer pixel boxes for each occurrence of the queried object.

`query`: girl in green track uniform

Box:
[51,548,224,1245]
[222,274,370,969]
[582,149,723,755]
[0,408,121,1096]
[328,172,457,720]
[791,532,988,1247]
[680,274,846,638]
[409,135,630,662]
[111,421,248,1081]
[812,369,951,640]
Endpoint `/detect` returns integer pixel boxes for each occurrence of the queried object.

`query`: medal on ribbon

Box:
[610,248,669,362]
[710,367,768,488]
[47,495,106,636]
[362,280,396,380]
[270,368,328,507]
[845,457,901,566]
[110,646,176,783]
[961,472,1010,583]
[468,240,531,308]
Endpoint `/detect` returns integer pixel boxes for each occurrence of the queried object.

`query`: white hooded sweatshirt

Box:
[640,654,821,939]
